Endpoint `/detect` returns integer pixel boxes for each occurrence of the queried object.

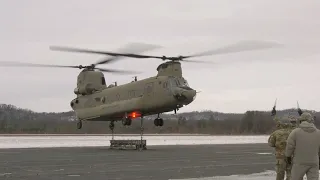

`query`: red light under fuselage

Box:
[128,111,141,119]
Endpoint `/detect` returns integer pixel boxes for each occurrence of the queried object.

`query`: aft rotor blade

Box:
[50,46,120,56]
[181,59,215,63]
[0,61,79,68]
[95,67,141,74]
[184,40,283,58]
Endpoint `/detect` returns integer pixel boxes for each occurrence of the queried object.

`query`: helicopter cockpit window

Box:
[168,78,178,87]
[175,79,181,86]
[180,79,190,87]
[178,78,193,90]
[168,77,192,90]
[168,78,187,87]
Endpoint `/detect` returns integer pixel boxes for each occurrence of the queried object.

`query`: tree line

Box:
[0,104,319,134]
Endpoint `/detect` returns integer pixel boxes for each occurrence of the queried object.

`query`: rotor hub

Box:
[88,64,95,69]
[77,64,97,70]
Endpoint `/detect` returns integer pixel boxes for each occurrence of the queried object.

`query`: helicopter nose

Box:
[181,89,197,104]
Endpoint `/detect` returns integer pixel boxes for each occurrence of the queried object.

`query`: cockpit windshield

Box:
[168,77,192,90]
[179,78,189,87]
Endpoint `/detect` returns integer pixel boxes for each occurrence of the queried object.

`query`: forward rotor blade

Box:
[113,42,162,55]
[184,40,283,58]
[50,44,162,60]
[0,61,79,68]
[50,40,283,63]
[94,43,162,65]
[94,67,141,74]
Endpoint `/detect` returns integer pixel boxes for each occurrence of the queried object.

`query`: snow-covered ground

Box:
[1,135,319,179]
[170,170,320,180]
[0,135,268,149]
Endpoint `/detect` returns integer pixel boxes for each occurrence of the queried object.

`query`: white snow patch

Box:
[169,170,320,180]
[0,173,12,176]
[257,152,272,155]
[0,135,268,149]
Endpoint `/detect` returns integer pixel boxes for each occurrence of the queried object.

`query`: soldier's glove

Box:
[285,157,292,165]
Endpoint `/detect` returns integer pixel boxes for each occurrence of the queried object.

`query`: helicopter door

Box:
[144,82,154,97]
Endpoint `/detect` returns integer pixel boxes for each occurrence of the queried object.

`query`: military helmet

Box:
[277,116,292,128]
[280,117,291,124]
[298,112,314,123]
[273,116,281,128]
[273,116,281,123]
[288,115,298,126]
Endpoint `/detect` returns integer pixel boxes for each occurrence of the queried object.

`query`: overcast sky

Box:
[1,0,320,114]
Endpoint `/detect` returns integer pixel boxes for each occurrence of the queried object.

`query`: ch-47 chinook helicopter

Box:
[0,40,281,132]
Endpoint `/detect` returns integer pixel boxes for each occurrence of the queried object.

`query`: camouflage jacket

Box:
[273,116,280,124]
[268,127,292,159]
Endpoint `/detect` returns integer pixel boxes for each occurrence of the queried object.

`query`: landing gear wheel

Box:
[127,118,132,126]
[122,118,126,126]
[154,118,164,126]
[122,117,132,126]
[77,120,82,129]
[158,118,164,126]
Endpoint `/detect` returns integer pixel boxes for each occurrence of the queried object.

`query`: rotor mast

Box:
[156,61,182,77]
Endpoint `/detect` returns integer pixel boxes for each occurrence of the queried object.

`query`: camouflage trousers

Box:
[275,158,292,180]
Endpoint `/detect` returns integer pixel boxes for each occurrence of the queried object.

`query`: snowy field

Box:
[1,135,319,179]
[0,134,269,149]
[170,170,320,180]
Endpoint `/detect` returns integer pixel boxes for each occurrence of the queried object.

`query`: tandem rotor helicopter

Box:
[0,40,282,132]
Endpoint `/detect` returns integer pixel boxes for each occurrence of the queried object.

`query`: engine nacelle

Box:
[75,70,107,95]
[76,83,97,95]
[156,61,182,77]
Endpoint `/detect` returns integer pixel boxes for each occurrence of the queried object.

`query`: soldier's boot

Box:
[276,172,285,180]
[276,167,285,180]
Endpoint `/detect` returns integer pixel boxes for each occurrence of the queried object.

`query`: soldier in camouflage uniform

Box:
[273,116,282,129]
[268,117,293,180]
[288,115,298,130]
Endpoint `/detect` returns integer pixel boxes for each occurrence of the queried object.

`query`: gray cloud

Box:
[0,0,319,113]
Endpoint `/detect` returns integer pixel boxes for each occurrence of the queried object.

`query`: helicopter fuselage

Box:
[0,41,280,128]
[70,75,197,122]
